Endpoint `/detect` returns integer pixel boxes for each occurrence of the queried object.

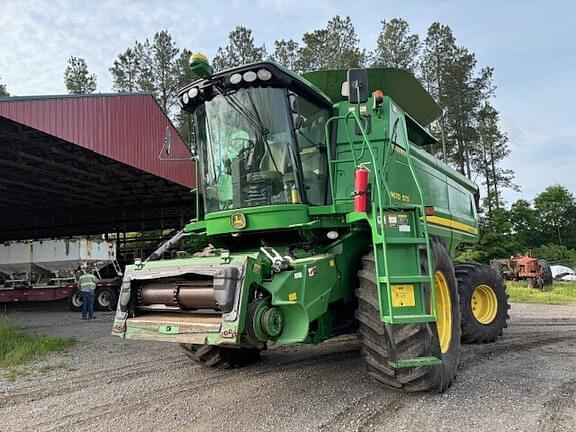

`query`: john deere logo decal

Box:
[231,213,247,229]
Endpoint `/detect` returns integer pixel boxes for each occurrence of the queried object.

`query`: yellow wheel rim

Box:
[471,284,498,324]
[434,271,452,354]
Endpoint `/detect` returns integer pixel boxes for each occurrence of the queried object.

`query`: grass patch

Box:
[507,281,576,304]
[0,317,75,368]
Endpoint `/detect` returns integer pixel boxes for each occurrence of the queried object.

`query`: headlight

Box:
[230,73,242,84]
[182,93,190,105]
[188,87,199,99]
[257,68,272,81]
[243,71,257,83]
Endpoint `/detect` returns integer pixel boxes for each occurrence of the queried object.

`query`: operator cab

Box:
[178,62,333,214]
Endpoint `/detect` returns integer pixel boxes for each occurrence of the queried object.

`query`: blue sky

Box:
[1,0,574,204]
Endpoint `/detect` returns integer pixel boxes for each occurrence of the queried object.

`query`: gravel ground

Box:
[0,301,575,432]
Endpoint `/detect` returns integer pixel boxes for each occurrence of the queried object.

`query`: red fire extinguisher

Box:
[353,164,370,212]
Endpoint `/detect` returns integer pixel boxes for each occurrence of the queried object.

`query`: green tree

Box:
[0,76,8,96]
[420,23,456,162]
[473,207,516,262]
[475,102,517,213]
[372,18,419,72]
[109,47,141,92]
[442,46,486,179]
[533,244,576,268]
[64,56,97,94]
[271,38,300,70]
[298,15,365,71]
[533,185,576,247]
[110,31,182,115]
[509,199,539,249]
[212,26,266,72]
[150,30,181,114]
[134,39,156,92]
[420,23,499,187]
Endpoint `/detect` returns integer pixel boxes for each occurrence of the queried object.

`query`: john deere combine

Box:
[112,56,509,392]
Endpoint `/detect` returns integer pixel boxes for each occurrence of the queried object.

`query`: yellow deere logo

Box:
[231,213,247,229]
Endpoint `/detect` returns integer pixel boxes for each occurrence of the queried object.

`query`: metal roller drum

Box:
[138,280,218,310]
[139,284,178,306]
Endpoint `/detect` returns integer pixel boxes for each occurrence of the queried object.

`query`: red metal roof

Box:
[0,93,195,188]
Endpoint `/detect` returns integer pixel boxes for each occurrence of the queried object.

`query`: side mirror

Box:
[163,126,172,155]
[190,142,198,159]
[346,68,369,104]
[288,93,299,114]
[293,115,304,130]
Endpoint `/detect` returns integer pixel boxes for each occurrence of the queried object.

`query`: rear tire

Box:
[356,237,460,392]
[456,263,510,343]
[95,287,118,311]
[180,344,261,369]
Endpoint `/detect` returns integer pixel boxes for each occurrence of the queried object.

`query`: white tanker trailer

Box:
[0,238,121,311]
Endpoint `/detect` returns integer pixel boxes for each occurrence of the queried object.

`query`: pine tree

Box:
[271,39,300,71]
[298,15,365,71]
[109,47,141,92]
[443,46,482,178]
[64,56,97,94]
[475,102,517,213]
[212,26,266,72]
[420,23,456,163]
[151,30,181,114]
[134,39,156,93]
[420,23,498,185]
[110,32,182,115]
[372,18,419,72]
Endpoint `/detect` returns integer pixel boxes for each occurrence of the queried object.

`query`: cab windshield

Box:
[195,87,330,213]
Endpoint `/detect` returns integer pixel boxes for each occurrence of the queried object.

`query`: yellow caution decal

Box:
[391,285,416,307]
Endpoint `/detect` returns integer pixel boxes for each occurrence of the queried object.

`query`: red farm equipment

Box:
[491,255,553,289]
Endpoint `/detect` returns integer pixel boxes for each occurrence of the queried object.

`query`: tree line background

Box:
[1,16,574,266]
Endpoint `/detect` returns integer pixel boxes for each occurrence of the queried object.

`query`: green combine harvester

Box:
[112,55,509,392]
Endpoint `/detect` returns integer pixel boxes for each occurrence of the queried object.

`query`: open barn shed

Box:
[0,93,196,242]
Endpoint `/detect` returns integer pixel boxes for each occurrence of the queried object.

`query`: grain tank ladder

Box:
[325,110,441,368]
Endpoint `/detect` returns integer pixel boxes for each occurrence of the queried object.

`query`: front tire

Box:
[180,344,261,369]
[456,263,510,343]
[356,237,460,392]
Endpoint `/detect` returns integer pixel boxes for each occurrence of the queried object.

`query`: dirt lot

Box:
[0,302,575,432]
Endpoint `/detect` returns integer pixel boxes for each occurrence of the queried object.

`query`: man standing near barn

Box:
[78,266,98,320]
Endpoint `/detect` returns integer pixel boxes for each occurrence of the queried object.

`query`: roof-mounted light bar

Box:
[177,61,333,111]
[179,67,274,108]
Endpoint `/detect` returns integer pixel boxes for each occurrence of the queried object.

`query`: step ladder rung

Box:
[379,275,431,284]
[386,238,427,245]
[388,314,436,324]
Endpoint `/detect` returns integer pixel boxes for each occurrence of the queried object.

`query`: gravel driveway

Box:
[1,302,575,432]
